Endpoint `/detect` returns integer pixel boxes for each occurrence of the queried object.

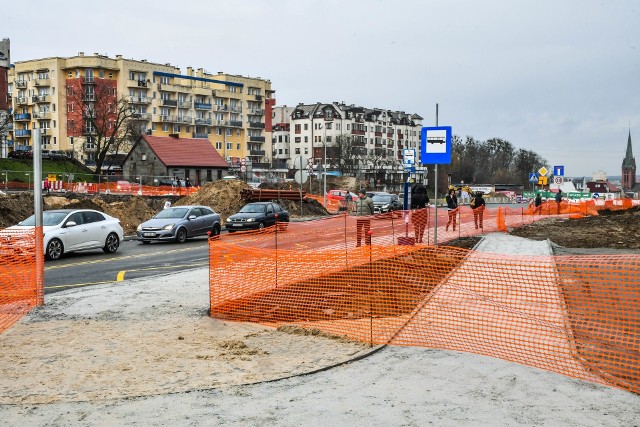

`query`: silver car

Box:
[9,209,124,260]
[137,205,221,243]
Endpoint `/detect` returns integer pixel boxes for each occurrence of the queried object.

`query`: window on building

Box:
[162,124,169,132]
[226,142,232,150]
[295,148,300,154]
[216,128,222,135]
[236,143,240,150]
[226,129,232,136]
[304,136,308,142]
[304,124,308,130]
[173,125,181,133]
[216,142,222,149]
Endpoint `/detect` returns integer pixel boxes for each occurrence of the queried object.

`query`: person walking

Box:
[555,189,563,214]
[354,189,374,246]
[411,185,429,243]
[471,191,486,230]
[445,188,459,232]
[534,192,542,215]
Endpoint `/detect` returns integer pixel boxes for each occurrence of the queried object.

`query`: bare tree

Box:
[66,78,144,174]
[0,109,12,156]
[333,133,366,176]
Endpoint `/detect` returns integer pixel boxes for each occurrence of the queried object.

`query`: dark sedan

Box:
[372,192,403,214]
[137,205,222,243]
[225,202,289,232]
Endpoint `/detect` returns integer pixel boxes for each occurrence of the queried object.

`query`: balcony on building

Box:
[39,128,50,136]
[177,116,192,124]
[159,115,176,122]
[128,96,151,104]
[162,99,178,107]
[82,109,96,119]
[83,143,97,152]
[351,129,365,136]
[194,118,212,125]
[126,79,148,88]
[248,122,265,129]
[177,101,191,109]
[35,111,51,120]
[249,136,266,142]
[255,94,263,101]
[34,78,51,87]
[248,108,264,115]
[229,120,243,127]
[83,94,96,102]
[15,113,31,121]
[192,132,208,139]
[194,102,212,110]
[82,76,95,85]
[15,80,27,89]
[215,120,229,126]
[131,112,151,120]
[216,105,229,112]
[249,150,266,156]
[83,127,97,135]
[230,105,242,113]
[272,160,288,170]
[15,129,32,137]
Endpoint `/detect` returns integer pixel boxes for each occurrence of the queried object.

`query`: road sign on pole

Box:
[554,165,564,176]
[420,126,452,165]
[529,173,538,182]
[554,176,563,185]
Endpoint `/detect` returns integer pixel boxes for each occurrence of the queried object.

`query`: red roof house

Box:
[122,135,229,185]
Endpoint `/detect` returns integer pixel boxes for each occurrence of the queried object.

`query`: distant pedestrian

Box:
[555,189,563,214]
[43,179,50,195]
[353,189,374,246]
[445,188,459,232]
[164,200,172,209]
[411,185,429,243]
[185,177,192,188]
[471,191,486,230]
[342,190,353,213]
[534,192,542,215]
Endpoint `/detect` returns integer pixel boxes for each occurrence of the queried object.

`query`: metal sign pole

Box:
[433,104,439,246]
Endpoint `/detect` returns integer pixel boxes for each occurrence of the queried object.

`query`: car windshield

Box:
[239,204,266,213]
[372,194,393,203]
[20,211,69,226]
[153,208,188,219]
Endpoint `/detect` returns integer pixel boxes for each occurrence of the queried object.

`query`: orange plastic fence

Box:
[209,204,640,394]
[0,227,44,333]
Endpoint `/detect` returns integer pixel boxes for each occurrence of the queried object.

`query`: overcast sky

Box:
[5,0,639,177]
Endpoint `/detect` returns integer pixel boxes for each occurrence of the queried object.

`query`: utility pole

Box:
[434,104,439,246]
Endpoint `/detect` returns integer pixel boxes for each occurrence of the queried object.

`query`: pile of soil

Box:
[509,206,640,250]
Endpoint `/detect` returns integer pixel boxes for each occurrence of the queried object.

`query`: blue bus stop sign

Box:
[421,126,452,165]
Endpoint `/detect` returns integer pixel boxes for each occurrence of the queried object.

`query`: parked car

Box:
[41,149,51,159]
[137,205,222,243]
[115,180,132,192]
[225,202,289,232]
[50,150,68,160]
[8,209,123,260]
[372,192,403,214]
[326,189,359,202]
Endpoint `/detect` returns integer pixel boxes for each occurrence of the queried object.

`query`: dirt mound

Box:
[509,206,640,250]
[175,180,251,222]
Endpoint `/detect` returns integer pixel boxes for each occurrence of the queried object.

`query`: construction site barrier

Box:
[209,205,640,394]
[0,227,44,333]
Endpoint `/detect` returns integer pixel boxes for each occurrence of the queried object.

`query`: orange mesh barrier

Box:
[209,207,640,394]
[0,227,44,333]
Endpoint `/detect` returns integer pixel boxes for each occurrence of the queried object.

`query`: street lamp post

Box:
[323,125,327,207]
[25,172,30,191]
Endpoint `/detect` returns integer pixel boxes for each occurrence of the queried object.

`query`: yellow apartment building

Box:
[7,52,274,170]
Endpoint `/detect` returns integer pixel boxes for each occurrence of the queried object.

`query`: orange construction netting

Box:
[0,227,44,333]
[209,203,640,394]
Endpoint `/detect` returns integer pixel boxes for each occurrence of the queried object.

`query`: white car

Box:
[10,209,124,260]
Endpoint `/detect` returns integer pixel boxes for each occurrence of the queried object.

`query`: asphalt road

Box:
[43,237,211,294]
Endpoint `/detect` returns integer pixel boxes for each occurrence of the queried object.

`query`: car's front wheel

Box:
[46,238,64,260]
[176,227,187,243]
[103,233,120,253]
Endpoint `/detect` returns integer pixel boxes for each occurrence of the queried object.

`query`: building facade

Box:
[286,102,423,190]
[6,52,273,168]
[621,129,636,192]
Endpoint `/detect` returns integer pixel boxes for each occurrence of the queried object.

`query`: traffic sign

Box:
[593,193,599,199]
[554,165,564,176]
[421,126,452,165]
[538,166,548,176]
[528,173,538,182]
[293,155,308,170]
[554,176,563,185]
[294,170,309,184]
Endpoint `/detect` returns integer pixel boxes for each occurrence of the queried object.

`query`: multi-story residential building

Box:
[288,102,423,189]
[5,52,274,169]
[271,105,294,169]
[0,38,10,158]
